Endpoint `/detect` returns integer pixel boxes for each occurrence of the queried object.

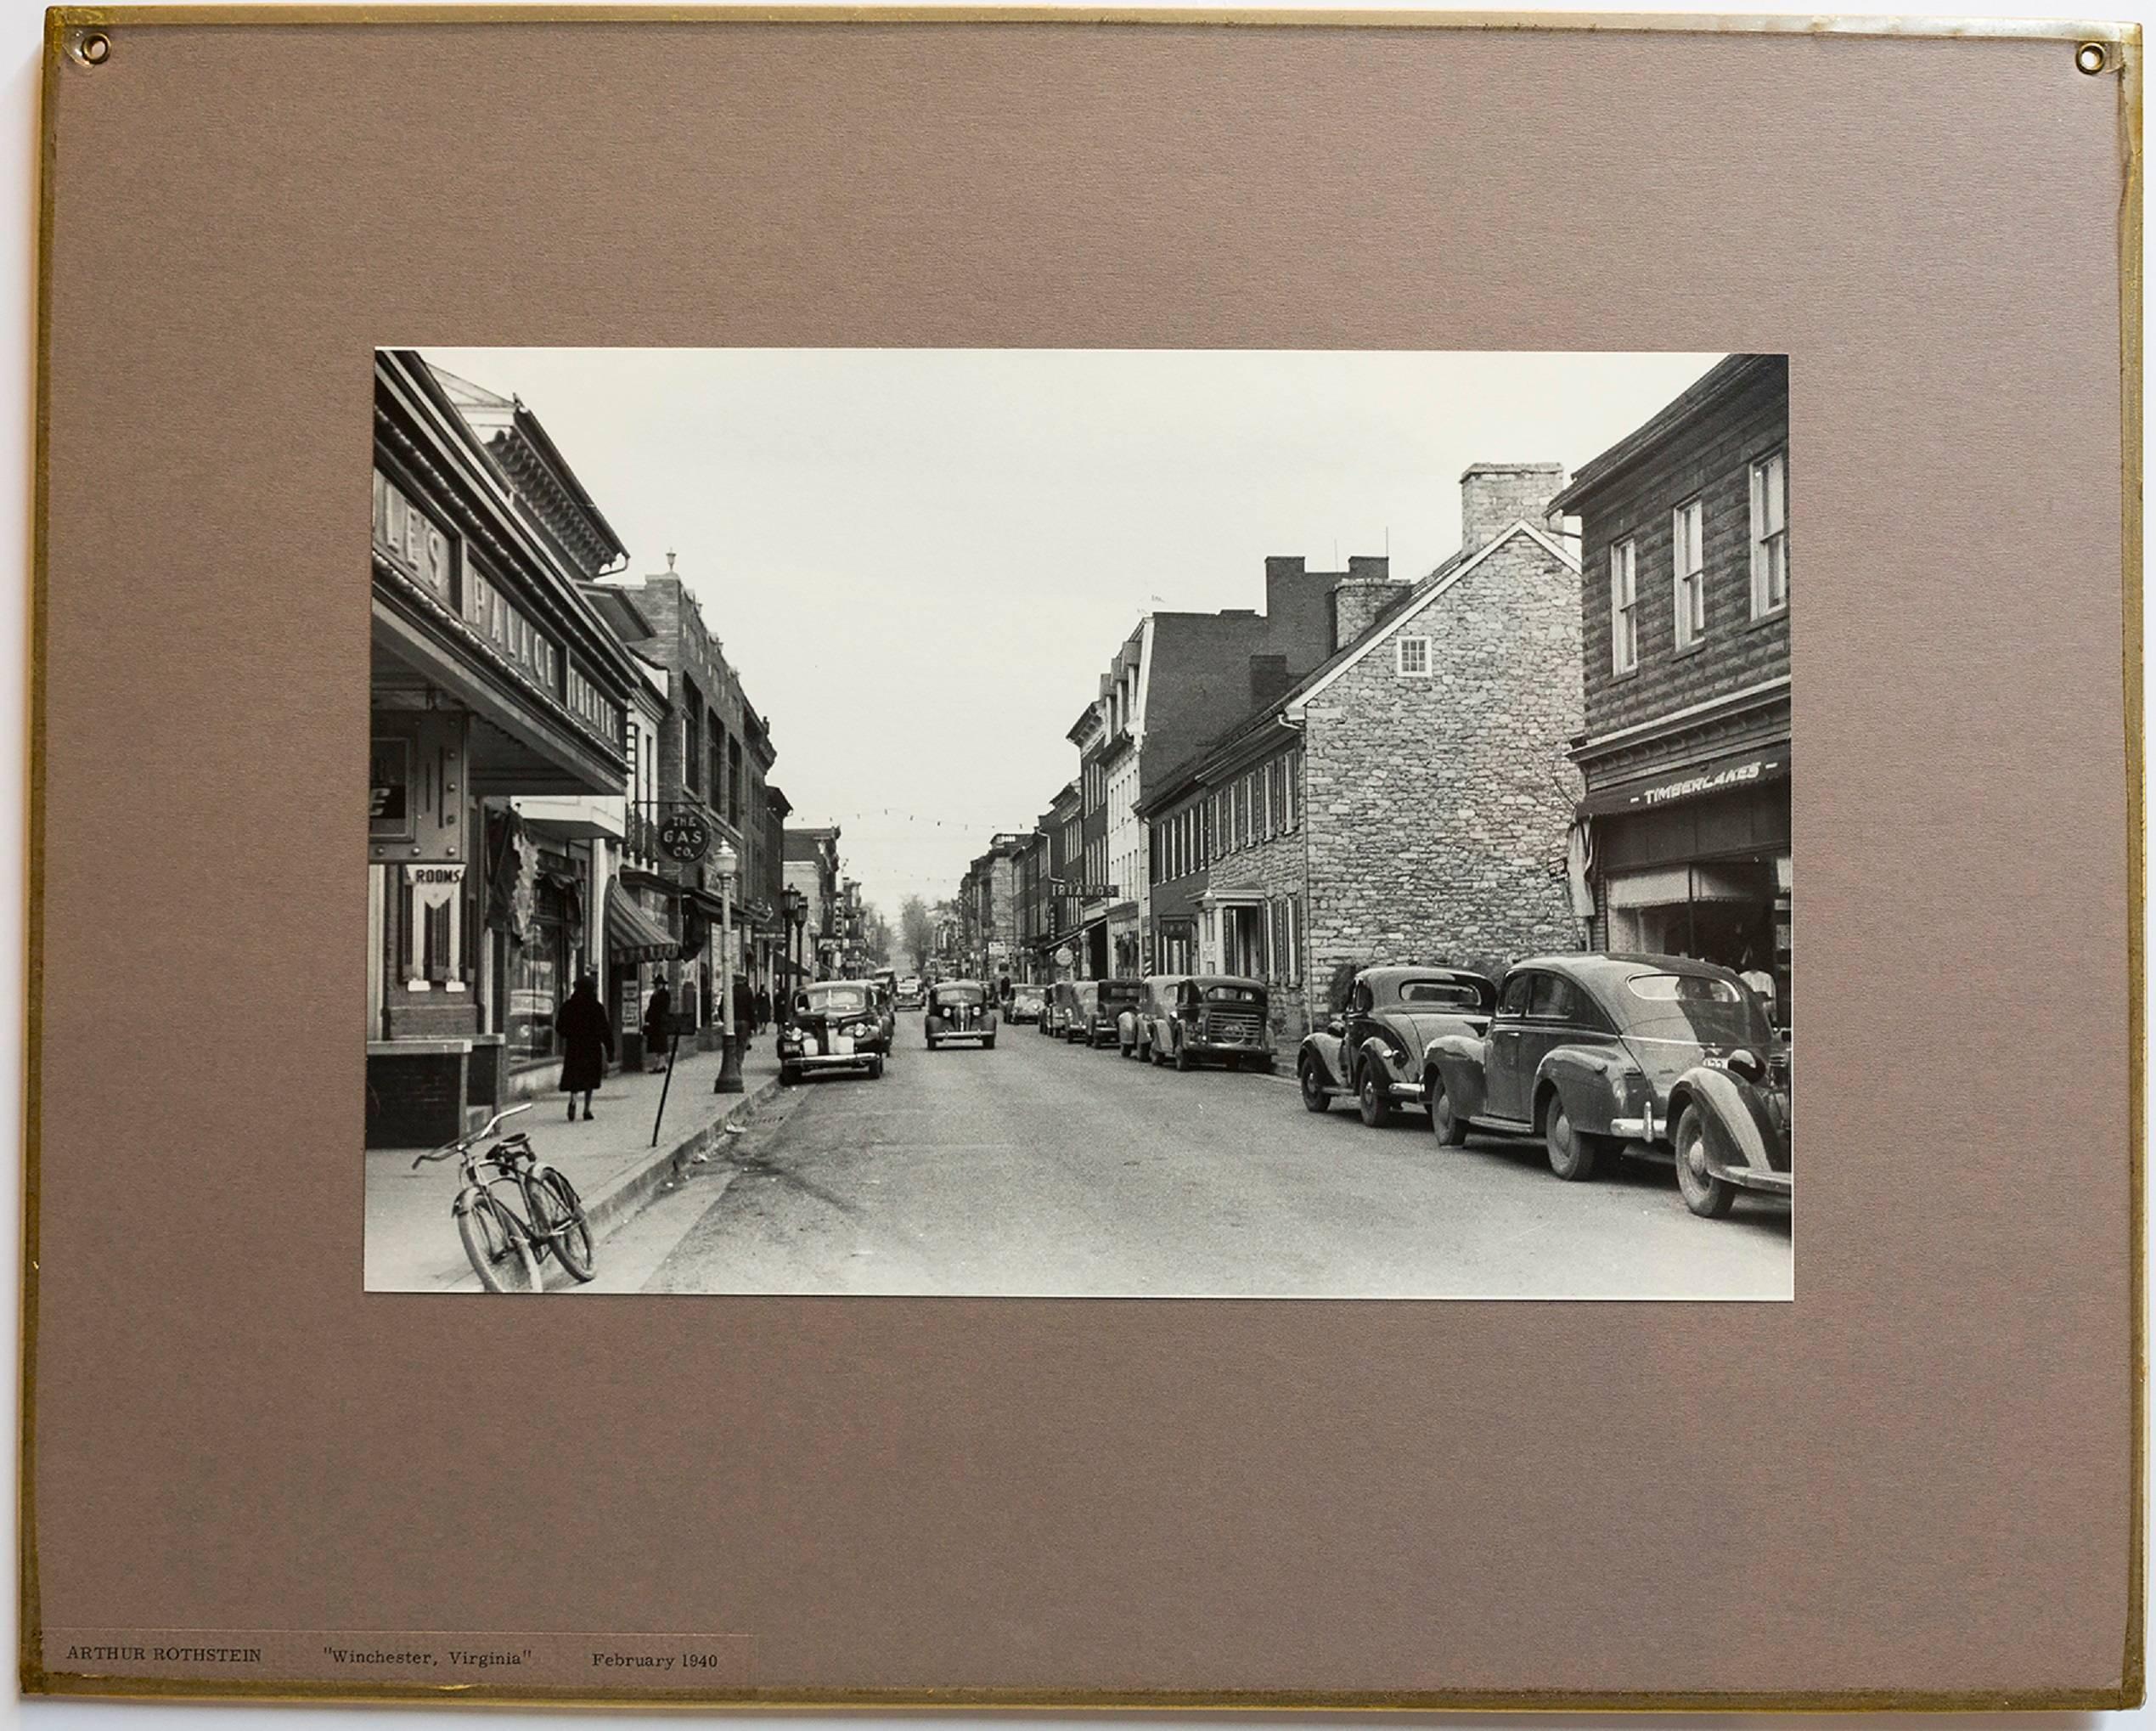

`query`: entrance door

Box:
[1484,971,1535,1119]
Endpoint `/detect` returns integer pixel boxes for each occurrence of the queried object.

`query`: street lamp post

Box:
[712,840,744,1096]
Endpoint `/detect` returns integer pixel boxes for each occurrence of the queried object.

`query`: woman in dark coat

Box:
[554,974,614,1120]
[642,978,673,1074]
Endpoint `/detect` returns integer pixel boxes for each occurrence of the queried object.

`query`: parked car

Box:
[1299,967,1495,1123]
[778,980,887,1085]
[1121,975,1187,1060]
[924,979,998,1049]
[1061,982,1101,1042]
[1421,953,1792,1204]
[869,978,898,1052]
[897,974,924,1007]
[1041,981,1079,1038]
[1072,978,1143,1047]
[1006,985,1046,1024]
[1153,975,1274,1071]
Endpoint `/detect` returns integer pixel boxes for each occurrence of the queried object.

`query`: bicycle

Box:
[411,1102,596,1293]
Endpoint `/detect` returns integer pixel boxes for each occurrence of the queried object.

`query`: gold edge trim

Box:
[18,11,63,1706]
[2123,20,2148,1713]
[21,8,2148,1717]
[32,3,2148,42]
[16,1678,2151,1710]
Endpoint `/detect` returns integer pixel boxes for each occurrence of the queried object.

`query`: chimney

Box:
[1248,652,1291,713]
[1329,555,1400,652]
[1460,461,1568,553]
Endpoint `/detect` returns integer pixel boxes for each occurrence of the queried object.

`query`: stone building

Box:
[1138,463,1587,1048]
[1551,355,1792,1027]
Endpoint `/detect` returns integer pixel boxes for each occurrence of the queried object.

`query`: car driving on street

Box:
[925,979,999,1050]
[1006,985,1046,1025]
[778,980,888,1085]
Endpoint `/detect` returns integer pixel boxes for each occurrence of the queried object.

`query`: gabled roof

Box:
[1286,519,1580,717]
[1132,518,1581,815]
[1548,354,1772,514]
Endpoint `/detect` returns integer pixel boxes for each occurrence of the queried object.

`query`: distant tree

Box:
[899,896,937,974]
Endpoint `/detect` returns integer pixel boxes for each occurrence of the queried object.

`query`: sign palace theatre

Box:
[368,350,644,1147]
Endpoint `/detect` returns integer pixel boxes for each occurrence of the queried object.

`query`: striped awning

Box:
[605,880,679,962]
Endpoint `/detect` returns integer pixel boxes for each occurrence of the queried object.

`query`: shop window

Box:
[1750,451,1789,617]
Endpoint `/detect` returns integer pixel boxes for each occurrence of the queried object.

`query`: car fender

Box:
[1670,1065,1790,1178]
[1356,1034,1413,1085]
[1298,1030,1349,1091]
[1421,1034,1490,1118]
[1534,1044,1636,1138]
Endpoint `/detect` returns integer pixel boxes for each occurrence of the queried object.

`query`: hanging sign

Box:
[659,811,712,863]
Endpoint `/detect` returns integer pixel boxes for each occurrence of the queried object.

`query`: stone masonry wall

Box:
[1303,530,1586,1004]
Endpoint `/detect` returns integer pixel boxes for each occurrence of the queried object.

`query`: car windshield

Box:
[806,985,870,1014]
[1100,982,1142,1002]
[1205,985,1263,1003]
[935,986,985,1005]
[1399,978,1487,1010]
[1621,973,1768,1045]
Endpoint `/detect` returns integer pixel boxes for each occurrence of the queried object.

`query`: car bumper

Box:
[1609,1108,1659,1140]
[929,1030,994,1043]
[782,1050,875,1071]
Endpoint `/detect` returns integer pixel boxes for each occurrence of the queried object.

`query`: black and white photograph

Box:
[365,347,1793,1300]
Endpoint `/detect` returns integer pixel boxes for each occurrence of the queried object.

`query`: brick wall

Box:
[366,1049,466,1147]
[1303,530,1586,1006]
[1578,363,1791,739]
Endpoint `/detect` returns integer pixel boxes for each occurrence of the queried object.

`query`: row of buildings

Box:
[366,350,865,1147]
[955,355,1793,1049]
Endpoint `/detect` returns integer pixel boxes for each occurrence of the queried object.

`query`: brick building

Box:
[1551,355,1792,1028]
[587,563,779,1046]
[959,834,1027,984]
[1139,463,1587,1048]
[1065,561,1340,978]
[367,352,645,1145]
[1033,780,1083,981]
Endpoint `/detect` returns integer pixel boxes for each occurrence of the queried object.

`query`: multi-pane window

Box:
[1396,636,1432,677]
[1609,538,1639,674]
[1750,450,1789,617]
[1280,751,1298,832]
[1672,499,1705,649]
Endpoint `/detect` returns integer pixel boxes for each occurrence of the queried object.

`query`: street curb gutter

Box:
[577,1074,786,1243]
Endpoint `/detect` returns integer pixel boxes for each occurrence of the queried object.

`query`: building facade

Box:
[1138,463,1589,1048]
[782,826,844,978]
[1551,356,1793,1029]
[367,352,645,1146]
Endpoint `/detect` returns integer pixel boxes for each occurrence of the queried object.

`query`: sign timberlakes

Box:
[1634,756,1783,809]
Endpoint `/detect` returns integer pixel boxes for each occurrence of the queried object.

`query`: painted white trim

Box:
[1286,519,1581,717]
[1573,674,1792,755]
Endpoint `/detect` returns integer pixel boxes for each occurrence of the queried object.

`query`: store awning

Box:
[605,880,680,962]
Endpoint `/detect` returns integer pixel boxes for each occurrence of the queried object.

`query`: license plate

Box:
[833,1035,855,1056]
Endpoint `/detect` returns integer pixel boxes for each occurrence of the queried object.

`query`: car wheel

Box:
[983,1036,995,1049]
[869,1057,885,1080]
[1674,1105,1737,1218]
[1545,1101,1602,1181]
[1358,1064,1392,1127]
[780,1065,801,1087]
[1174,1037,1194,1073]
[1427,1074,1469,1147]
[1298,1057,1330,1111]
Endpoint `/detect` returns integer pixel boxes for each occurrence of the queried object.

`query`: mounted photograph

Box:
[364,347,1793,1299]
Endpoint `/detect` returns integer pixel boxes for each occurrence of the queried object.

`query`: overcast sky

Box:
[426,348,1721,916]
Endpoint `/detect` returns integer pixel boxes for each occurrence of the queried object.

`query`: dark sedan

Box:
[778,981,887,1085]
[1421,953,1792,1207]
[1298,967,1495,1124]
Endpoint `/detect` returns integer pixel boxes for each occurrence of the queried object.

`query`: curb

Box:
[578,1073,786,1243]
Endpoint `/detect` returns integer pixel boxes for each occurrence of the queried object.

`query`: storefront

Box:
[1585,746,1791,1030]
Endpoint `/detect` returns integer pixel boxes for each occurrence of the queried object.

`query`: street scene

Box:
[365,348,1792,1299]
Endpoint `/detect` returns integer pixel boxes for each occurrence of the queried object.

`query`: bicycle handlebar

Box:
[408,1101,532,1170]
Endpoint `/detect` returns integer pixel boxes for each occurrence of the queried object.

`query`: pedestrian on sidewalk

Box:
[642,978,673,1074]
[733,974,756,1052]
[555,974,614,1121]
[753,984,772,1034]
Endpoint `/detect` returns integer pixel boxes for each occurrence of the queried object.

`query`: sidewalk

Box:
[365,1039,784,1291]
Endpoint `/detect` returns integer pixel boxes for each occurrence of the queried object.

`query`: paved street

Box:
[588,1011,1791,1299]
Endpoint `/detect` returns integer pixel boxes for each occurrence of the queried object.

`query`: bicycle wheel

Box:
[456,1187,543,1293]
[528,1167,595,1283]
